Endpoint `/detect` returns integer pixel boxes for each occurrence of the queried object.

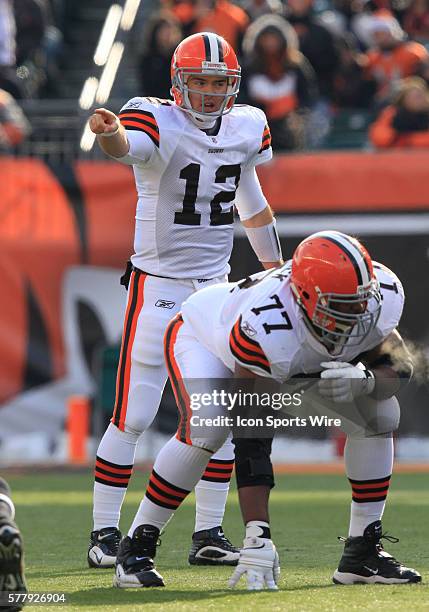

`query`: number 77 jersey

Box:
[180,261,405,382]
[117,97,272,279]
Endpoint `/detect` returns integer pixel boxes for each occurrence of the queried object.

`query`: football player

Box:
[0,478,27,610]
[87,32,283,572]
[114,231,421,589]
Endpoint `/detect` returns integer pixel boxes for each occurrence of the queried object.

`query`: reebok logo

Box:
[125,100,142,109]
[241,321,257,337]
[155,300,175,309]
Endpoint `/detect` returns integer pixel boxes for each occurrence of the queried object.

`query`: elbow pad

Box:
[245,219,283,263]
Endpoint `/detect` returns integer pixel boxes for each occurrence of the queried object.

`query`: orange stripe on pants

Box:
[164,315,193,445]
[111,270,146,430]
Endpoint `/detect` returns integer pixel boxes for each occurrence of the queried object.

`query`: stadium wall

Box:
[1,152,428,445]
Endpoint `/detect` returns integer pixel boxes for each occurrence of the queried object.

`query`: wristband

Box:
[100,124,120,137]
[245,219,282,263]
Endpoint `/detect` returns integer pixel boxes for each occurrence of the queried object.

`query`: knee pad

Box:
[106,421,140,442]
[191,432,229,454]
[121,367,166,434]
[233,438,274,489]
[353,395,401,437]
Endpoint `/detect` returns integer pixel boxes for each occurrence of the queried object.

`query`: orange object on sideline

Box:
[67,396,90,464]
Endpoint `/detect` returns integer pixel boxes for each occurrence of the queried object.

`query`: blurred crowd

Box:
[2,0,429,152]
[140,0,429,149]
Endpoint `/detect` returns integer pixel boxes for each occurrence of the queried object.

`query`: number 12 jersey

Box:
[117,97,272,279]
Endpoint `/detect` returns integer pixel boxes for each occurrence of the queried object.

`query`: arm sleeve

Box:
[234,166,269,221]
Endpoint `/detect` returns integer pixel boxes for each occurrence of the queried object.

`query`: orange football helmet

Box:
[171,32,241,121]
[290,231,382,349]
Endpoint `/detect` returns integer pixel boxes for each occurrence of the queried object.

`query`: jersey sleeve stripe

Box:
[232,327,267,361]
[259,125,272,153]
[230,323,267,361]
[230,333,270,369]
[234,317,264,350]
[259,141,271,153]
[118,109,158,127]
[119,119,160,147]
[230,338,272,374]
[229,324,271,374]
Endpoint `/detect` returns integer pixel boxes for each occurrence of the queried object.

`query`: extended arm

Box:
[89,108,129,157]
[235,167,283,270]
[89,107,154,163]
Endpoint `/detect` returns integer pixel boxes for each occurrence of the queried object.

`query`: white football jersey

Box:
[181,260,405,382]
[116,97,272,279]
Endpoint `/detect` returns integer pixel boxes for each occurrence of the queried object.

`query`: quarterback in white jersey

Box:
[118,97,273,279]
[87,32,283,579]
[127,231,420,590]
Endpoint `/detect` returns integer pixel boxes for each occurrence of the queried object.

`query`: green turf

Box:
[3,470,428,611]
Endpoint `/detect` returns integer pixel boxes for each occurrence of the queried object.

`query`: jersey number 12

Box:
[174,163,241,226]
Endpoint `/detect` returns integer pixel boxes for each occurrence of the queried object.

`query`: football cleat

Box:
[0,520,27,612]
[333,520,422,585]
[188,526,240,566]
[113,524,164,588]
[88,527,122,568]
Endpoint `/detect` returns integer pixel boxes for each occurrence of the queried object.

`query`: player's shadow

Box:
[68,583,336,606]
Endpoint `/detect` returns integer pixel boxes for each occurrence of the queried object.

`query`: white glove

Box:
[229,525,280,591]
[318,361,375,403]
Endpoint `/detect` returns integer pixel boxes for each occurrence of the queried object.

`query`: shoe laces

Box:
[338,531,401,566]
[376,531,401,566]
[337,531,399,545]
[132,531,162,556]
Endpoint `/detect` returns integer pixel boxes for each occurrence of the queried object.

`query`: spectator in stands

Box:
[417,55,429,85]
[332,34,377,108]
[319,0,384,50]
[242,14,318,150]
[138,15,183,99]
[0,87,30,150]
[365,14,429,106]
[242,0,284,22]
[403,0,429,46]
[190,0,249,53]
[285,0,341,100]
[369,76,429,147]
[0,0,22,98]
[13,0,63,97]
[14,0,47,66]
